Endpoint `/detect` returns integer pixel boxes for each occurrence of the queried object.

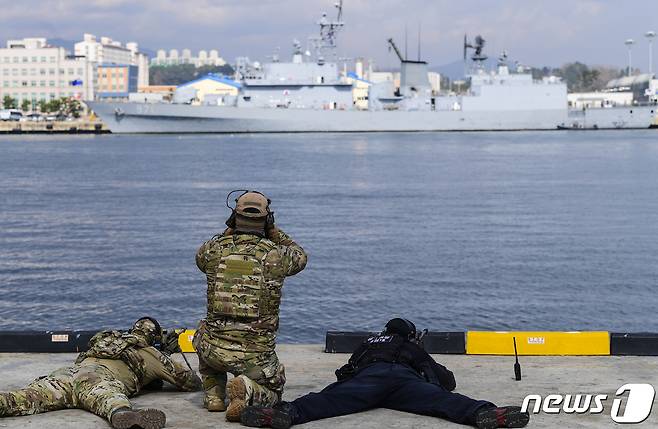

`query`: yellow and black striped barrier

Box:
[465,331,610,356]
[0,330,657,356]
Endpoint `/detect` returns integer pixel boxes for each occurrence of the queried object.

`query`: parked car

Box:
[26,113,44,122]
[0,109,23,121]
[45,113,68,122]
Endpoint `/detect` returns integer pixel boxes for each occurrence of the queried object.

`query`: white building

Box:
[567,91,633,109]
[75,34,149,88]
[0,38,94,105]
[151,48,226,67]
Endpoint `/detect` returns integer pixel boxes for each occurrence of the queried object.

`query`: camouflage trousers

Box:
[0,363,131,421]
[194,329,285,407]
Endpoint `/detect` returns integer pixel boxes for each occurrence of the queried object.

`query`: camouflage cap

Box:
[132,317,162,345]
[235,192,270,218]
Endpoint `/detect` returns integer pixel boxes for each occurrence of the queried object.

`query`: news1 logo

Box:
[521,384,656,423]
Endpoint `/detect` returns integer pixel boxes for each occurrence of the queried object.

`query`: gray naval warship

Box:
[88,1,656,133]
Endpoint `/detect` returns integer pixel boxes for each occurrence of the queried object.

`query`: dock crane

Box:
[387,38,404,62]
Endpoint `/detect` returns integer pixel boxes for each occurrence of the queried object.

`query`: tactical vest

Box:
[208,235,278,320]
[336,334,412,381]
[76,330,149,384]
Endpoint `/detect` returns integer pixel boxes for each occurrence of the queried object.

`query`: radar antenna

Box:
[463,34,488,70]
[387,38,404,62]
[309,0,345,63]
[498,50,508,66]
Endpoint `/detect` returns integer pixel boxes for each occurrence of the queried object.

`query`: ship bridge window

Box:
[243,96,251,102]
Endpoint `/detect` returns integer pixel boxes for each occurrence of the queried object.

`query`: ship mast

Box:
[309,0,345,64]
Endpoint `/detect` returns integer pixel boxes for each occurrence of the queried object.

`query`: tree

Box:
[38,100,48,113]
[149,63,235,85]
[2,95,17,109]
[60,97,82,118]
[21,99,31,112]
[45,98,62,113]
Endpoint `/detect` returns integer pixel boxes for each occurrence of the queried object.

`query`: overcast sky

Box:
[2,0,657,70]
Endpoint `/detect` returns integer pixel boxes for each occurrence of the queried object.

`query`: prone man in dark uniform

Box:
[240,318,530,429]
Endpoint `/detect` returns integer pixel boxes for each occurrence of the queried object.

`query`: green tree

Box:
[2,95,17,109]
[149,63,235,85]
[60,97,82,118]
[38,100,48,112]
[45,98,62,113]
[21,99,31,112]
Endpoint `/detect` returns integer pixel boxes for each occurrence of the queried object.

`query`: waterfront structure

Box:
[0,38,94,105]
[152,49,226,67]
[173,74,240,104]
[567,91,633,109]
[605,74,656,103]
[75,34,149,91]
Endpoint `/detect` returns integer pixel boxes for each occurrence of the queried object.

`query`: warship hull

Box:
[88,102,656,133]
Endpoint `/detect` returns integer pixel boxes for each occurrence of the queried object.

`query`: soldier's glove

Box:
[161,328,185,355]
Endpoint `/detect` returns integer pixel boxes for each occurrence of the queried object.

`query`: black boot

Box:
[474,406,530,429]
[240,403,294,429]
[110,407,166,429]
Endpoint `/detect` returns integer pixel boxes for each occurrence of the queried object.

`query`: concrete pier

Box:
[0,345,657,428]
[0,120,108,134]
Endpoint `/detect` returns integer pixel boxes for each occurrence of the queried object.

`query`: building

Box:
[604,74,655,103]
[173,74,240,105]
[345,71,372,110]
[567,91,633,109]
[95,64,138,99]
[152,49,226,67]
[0,37,94,106]
[74,34,149,90]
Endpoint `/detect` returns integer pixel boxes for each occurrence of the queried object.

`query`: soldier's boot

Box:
[202,373,227,412]
[110,407,166,429]
[226,375,253,422]
[475,406,530,429]
[0,393,9,417]
[240,402,297,429]
[203,385,226,412]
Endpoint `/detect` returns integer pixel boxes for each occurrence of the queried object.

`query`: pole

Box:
[625,39,635,77]
[647,31,656,76]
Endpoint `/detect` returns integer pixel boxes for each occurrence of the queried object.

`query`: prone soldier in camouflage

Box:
[0,317,201,429]
[194,190,307,421]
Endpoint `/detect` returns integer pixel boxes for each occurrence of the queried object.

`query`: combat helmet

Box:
[131,317,163,346]
[384,318,417,340]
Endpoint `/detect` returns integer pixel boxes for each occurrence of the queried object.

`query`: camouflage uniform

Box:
[0,329,201,423]
[194,227,307,411]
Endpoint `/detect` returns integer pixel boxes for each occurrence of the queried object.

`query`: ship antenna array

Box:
[463,33,488,73]
[309,0,345,62]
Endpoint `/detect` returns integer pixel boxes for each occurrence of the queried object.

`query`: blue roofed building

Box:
[173,74,242,105]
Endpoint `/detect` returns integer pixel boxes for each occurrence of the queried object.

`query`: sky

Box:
[1,0,657,71]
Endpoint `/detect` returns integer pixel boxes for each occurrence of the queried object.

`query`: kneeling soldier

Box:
[241,318,530,429]
[0,317,201,429]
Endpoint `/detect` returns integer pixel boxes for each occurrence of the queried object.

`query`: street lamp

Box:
[625,39,635,77]
[646,31,656,76]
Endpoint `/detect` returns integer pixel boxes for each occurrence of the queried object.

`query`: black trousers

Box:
[290,362,493,426]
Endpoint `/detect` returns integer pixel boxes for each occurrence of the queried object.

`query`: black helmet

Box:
[384,318,416,340]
